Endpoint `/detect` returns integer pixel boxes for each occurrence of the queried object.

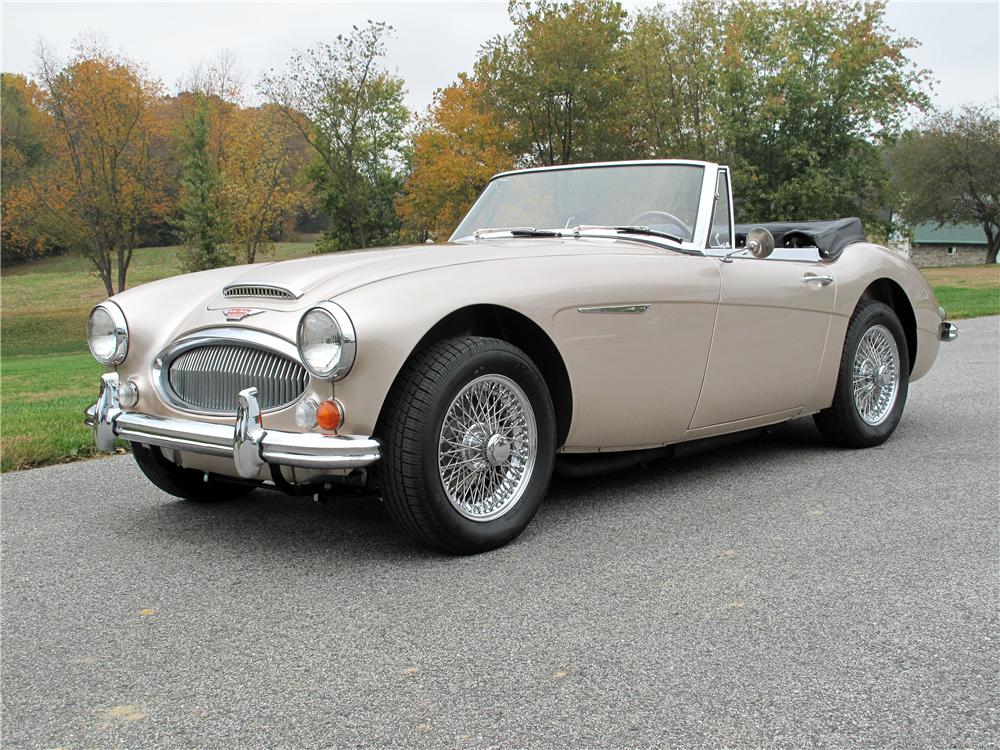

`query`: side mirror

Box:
[745,227,775,259]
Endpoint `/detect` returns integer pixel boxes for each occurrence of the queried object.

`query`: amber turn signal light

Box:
[316,399,344,432]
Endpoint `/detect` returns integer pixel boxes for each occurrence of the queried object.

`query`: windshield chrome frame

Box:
[450,159,724,254]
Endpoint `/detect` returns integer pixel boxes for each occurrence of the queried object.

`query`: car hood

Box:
[204,238,667,311]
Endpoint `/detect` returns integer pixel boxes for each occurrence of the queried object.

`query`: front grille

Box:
[223,284,298,300]
[167,344,308,414]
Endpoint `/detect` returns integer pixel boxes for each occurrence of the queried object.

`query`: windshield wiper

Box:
[609,226,685,244]
[474,226,563,239]
[508,227,562,237]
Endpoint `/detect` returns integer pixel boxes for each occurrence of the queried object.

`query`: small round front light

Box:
[87,302,128,365]
[295,398,318,429]
[119,380,139,409]
[296,302,356,380]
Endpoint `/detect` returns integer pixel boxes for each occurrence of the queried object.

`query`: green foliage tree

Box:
[715,0,929,224]
[891,105,1000,264]
[176,97,231,271]
[408,0,929,232]
[478,0,629,166]
[621,0,723,161]
[260,21,409,251]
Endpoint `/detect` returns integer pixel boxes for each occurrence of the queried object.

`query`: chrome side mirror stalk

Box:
[723,227,775,263]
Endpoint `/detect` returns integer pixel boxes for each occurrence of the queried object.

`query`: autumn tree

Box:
[1,73,53,263]
[260,21,409,251]
[399,76,516,240]
[27,42,166,294]
[220,105,304,264]
[477,0,629,166]
[891,105,1000,264]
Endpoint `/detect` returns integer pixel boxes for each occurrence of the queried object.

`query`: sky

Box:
[2,0,998,115]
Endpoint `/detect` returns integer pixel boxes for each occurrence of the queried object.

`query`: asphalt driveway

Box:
[2,316,998,748]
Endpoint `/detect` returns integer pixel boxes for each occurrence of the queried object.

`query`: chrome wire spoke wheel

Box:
[437,374,538,522]
[852,324,900,426]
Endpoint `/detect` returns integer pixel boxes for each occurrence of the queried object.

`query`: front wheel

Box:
[375,337,556,554]
[814,300,910,447]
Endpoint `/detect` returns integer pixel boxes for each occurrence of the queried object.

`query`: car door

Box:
[688,170,837,429]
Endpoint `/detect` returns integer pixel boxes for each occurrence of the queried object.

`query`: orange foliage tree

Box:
[1,73,53,262]
[398,76,516,241]
[219,105,305,264]
[27,42,168,294]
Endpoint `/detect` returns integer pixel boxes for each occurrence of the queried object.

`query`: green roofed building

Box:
[909,222,991,267]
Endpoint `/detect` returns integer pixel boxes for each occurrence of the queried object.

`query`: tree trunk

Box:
[116,247,132,293]
[985,224,999,264]
[92,246,115,297]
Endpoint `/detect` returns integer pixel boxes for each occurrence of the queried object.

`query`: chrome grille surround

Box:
[223,284,301,300]
[153,328,308,415]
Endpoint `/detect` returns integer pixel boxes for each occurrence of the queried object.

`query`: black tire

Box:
[374,337,556,554]
[814,300,910,448]
[131,443,256,502]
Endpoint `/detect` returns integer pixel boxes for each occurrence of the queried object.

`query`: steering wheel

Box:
[628,210,691,238]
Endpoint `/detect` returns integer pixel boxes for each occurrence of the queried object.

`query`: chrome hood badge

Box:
[222,307,265,322]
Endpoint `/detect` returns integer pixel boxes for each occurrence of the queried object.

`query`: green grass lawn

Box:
[922,264,1000,319]
[933,286,1000,319]
[0,353,105,471]
[1,249,996,472]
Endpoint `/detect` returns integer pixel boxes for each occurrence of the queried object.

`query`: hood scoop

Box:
[222,283,302,301]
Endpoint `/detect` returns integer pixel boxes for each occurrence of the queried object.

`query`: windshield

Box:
[451,163,705,243]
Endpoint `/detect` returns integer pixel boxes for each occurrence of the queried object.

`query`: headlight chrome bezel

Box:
[296,301,357,380]
[87,301,129,366]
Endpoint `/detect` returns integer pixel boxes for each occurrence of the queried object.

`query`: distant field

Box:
[0,249,996,471]
[1,243,317,357]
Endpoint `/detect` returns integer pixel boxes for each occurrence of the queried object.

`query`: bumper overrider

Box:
[85,373,380,479]
[939,321,959,342]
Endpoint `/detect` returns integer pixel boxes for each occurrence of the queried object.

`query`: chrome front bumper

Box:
[85,373,380,479]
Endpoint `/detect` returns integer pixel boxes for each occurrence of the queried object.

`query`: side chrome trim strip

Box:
[577,304,650,314]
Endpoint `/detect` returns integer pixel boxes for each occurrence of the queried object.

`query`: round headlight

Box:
[87,302,128,365]
[296,302,356,380]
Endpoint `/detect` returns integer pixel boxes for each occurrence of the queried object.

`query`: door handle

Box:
[803,273,834,286]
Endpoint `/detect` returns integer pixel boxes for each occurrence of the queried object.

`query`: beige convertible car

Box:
[86,160,957,553]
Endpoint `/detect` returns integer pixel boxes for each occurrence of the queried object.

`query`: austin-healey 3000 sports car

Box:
[86,160,957,553]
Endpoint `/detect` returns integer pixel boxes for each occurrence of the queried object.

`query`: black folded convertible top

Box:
[734,217,866,260]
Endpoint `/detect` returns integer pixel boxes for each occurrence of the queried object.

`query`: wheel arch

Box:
[858,277,918,371]
[384,304,574,448]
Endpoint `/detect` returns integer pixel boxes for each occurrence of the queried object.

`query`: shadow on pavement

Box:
[113,416,830,560]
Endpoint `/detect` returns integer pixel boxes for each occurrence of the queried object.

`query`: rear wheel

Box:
[814,300,910,447]
[375,337,556,554]
[131,443,256,502]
